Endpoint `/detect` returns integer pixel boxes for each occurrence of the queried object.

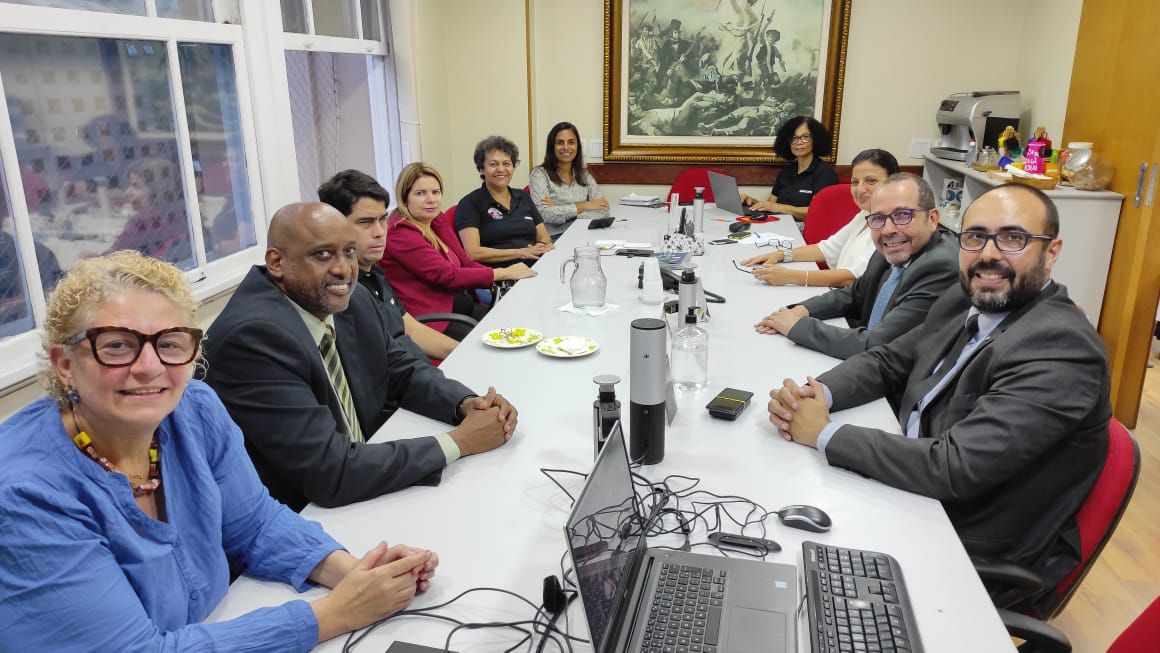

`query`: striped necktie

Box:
[319,325,363,443]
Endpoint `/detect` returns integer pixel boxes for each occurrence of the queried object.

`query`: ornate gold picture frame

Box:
[603,0,851,163]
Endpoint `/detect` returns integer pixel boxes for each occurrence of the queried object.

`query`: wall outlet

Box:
[909,138,932,159]
[590,139,604,159]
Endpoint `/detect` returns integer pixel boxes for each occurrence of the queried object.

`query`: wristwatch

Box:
[781,250,794,263]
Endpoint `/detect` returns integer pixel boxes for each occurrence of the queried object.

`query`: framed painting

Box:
[602,0,852,163]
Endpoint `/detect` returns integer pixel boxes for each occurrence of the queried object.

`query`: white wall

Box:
[1015,0,1083,143]
[407,0,532,204]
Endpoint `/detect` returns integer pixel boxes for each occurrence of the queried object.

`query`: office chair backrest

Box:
[803,183,859,245]
[1050,419,1141,617]
[668,167,726,204]
[1108,595,1160,653]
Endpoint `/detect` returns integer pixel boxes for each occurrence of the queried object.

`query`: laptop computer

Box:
[707,171,777,219]
[564,422,797,653]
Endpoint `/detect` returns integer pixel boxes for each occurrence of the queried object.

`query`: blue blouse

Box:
[0,381,343,652]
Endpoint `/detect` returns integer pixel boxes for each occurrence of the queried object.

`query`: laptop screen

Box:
[564,422,648,653]
[707,170,745,216]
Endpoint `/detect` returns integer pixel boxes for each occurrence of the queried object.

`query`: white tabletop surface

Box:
[209,205,1013,652]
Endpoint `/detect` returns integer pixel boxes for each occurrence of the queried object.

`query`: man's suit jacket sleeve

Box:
[788,255,957,359]
[377,320,475,424]
[208,319,449,508]
[820,321,1108,503]
[816,319,924,411]
[795,272,866,320]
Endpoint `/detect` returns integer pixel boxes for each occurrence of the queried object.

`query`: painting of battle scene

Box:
[604,0,850,162]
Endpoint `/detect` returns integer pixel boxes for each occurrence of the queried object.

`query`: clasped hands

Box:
[767,377,831,449]
[452,387,518,456]
[313,541,440,641]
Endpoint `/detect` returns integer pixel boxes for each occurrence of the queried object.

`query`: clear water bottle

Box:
[692,186,706,238]
[671,308,708,390]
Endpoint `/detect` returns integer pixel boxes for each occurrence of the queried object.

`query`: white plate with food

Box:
[535,336,600,358]
[481,327,543,349]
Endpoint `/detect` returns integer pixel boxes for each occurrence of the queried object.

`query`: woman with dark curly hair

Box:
[455,135,553,266]
[742,115,838,221]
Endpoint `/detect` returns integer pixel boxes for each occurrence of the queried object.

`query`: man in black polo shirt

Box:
[319,169,458,361]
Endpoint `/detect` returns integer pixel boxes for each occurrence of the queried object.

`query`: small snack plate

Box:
[481,327,543,349]
[536,336,600,358]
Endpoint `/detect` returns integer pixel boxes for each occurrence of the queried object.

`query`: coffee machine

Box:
[931,91,1022,162]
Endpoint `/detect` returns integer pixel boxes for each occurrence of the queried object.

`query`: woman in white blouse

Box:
[740,148,900,287]
[528,121,609,239]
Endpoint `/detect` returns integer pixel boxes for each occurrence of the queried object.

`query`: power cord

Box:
[339,586,586,653]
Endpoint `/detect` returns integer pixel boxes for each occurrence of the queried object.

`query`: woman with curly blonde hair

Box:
[0,250,439,650]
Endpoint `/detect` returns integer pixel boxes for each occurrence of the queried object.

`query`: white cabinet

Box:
[923,154,1123,323]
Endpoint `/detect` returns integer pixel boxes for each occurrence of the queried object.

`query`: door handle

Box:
[1147,163,1158,207]
[1135,162,1147,208]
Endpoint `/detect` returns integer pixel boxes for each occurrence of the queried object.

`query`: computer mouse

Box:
[777,505,832,533]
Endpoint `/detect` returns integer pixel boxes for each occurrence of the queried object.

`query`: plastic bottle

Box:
[677,263,698,321]
[640,257,665,305]
[671,308,708,390]
[965,140,977,166]
[692,186,706,243]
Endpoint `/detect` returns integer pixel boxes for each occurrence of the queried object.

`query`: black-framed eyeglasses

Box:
[956,230,1055,253]
[790,134,812,143]
[755,237,792,251]
[865,208,926,230]
[65,326,204,367]
[733,260,755,274]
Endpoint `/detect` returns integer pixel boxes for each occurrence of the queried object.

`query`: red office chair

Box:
[1001,594,1160,653]
[980,419,1141,651]
[1109,595,1160,653]
[802,183,859,246]
[667,167,726,204]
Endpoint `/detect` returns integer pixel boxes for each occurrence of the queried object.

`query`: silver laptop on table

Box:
[707,171,777,218]
[564,422,797,653]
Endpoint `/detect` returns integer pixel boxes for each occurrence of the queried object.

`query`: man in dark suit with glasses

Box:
[756,173,959,359]
[767,183,1110,598]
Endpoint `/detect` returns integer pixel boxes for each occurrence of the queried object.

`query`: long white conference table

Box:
[210,204,1014,651]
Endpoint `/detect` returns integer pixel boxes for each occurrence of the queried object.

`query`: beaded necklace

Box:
[69,409,161,497]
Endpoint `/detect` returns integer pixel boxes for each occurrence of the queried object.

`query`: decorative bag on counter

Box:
[660,233,705,256]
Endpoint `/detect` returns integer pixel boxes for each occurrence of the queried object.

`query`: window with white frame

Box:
[0,0,400,393]
[281,0,398,202]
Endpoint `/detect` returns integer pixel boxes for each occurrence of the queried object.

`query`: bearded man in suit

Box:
[766,183,1110,592]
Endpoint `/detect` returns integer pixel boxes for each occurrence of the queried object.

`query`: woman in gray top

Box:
[528,121,609,238]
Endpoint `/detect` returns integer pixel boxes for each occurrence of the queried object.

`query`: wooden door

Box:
[1063,0,1160,427]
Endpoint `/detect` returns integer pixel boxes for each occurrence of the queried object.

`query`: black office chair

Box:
[413,313,478,342]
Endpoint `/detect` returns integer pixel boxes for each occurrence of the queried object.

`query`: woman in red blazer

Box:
[381,162,535,340]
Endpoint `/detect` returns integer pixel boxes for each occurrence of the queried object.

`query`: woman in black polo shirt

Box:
[742,115,839,222]
[456,135,554,266]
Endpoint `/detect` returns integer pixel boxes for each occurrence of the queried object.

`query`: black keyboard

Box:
[642,562,728,653]
[802,542,923,653]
